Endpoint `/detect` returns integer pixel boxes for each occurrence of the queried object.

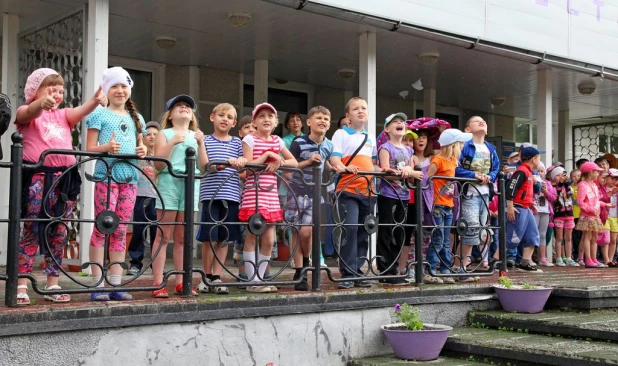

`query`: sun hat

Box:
[580,161,604,174]
[101,67,133,96]
[24,68,60,104]
[165,94,196,111]
[252,103,277,119]
[437,128,472,146]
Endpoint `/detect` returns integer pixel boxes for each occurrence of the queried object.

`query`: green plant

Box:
[522,283,536,289]
[498,276,513,289]
[393,304,423,331]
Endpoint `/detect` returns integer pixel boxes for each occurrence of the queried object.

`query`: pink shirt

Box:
[577,180,602,218]
[16,107,76,167]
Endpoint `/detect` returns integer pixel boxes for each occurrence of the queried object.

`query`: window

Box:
[515,123,537,144]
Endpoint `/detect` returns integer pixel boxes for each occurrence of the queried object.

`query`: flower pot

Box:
[493,285,553,313]
[381,323,452,361]
[276,241,290,261]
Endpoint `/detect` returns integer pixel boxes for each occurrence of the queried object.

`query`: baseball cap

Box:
[520,142,534,149]
[437,128,473,146]
[404,130,418,139]
[580,161,603,174]
[252,102,277,119]
[520,146,545,161]
[166,94,196,111]
[508,152,519,159]
[608,168,618,177]
[145,121,160,130]
[384,113,408,128]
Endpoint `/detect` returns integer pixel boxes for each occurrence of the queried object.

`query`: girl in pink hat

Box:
[14,68,107,305]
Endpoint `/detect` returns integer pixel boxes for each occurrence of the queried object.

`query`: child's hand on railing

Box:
[345,164,358,174]
[228,157,247,169]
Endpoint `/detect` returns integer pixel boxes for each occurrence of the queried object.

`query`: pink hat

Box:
[252,103,277,119]
[609,168,618,177]
[580,161,603,174]
[24,68,59,103]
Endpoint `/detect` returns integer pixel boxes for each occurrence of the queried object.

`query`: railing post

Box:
[311,162,322,291]
[498,172,507,274]
[414,167,423,286]
[6,133,23,307]
[182,147,196,297]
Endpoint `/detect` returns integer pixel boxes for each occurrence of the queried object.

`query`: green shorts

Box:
[155,172,199,211]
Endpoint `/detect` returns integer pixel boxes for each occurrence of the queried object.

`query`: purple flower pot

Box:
[381,323,452,361]
[494,285,553,313]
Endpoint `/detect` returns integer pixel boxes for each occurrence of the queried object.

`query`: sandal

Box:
[43,285,71,303]
[16,285,31,306]
[175,283,198,296]
[152,284,169,298]
[109,291,133,301]
[91,292,110,302]
[197,279,230,295]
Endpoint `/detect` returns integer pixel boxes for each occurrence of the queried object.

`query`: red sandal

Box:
[175,283,198,296]
[152,284,169,298]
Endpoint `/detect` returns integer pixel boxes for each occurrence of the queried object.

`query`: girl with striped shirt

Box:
[239,103,297,293]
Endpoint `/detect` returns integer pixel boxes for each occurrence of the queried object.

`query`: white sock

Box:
[258,253,271,281]
[243,251,258,282]
[109,274,121,286]
[92,276,104,288]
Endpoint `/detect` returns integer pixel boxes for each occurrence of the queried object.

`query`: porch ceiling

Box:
[9,0,618,122]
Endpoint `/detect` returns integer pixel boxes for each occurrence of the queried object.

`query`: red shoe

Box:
[152,284,169,298]
[175,283,198,296]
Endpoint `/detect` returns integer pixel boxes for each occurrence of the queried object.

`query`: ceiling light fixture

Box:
[490,96,506,107]
[338,68,356,79]
[155,36,177,49]
[578,81,596,95]
[418,52,440,65]
[228,12,252,28]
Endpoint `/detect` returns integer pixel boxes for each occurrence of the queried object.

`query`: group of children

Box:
[13,66,618,305]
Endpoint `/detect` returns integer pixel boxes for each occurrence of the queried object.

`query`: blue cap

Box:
[437,128,472,146]
[384,112,408,127]
[165,94,196,111]
[520,146,545,160]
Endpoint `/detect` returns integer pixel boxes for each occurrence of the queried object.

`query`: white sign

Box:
[310,0,618,69]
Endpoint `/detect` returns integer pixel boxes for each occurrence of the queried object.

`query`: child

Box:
[376,113,423,286]
[151,94,208,297]
[127,121,160,275]
[605,168,618,266]
[505,147,544,271]
[15,68,105,305]
[596,170,611,267]
[576,162,608,268]
[550,167,578,266]
[330,97,380,289]
[571,169,584,264]
[534,162,556,266]
[285,106,333,291]
[239,103,297,293]
[0,93,11,159]
[426,129,472,283]
[86,67,147,301]
[197,103,246,295]
[455,116,500,275]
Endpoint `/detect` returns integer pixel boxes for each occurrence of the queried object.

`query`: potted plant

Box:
[494,275,552,313]
[381,303,452,361]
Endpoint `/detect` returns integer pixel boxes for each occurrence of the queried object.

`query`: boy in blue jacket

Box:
[454,116,500,279]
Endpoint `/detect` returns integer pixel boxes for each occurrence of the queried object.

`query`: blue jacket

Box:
[456,140,500,183]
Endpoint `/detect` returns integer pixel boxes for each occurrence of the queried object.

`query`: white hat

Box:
[437,128,473,146]
[101,67,133,95]
[550,167,566,181]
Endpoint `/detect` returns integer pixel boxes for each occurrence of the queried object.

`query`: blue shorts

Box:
[196,200,241,243]
[506,207,539,249]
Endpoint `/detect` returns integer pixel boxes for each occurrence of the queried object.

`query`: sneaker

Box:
[402,270,415,283]
[423,274,444,284]
[566,259,580,267]
[578,259,586,266]
[506,260,515,268]
[197,281,209,293]
[555,258,566,267]
[127,266,140,276]
[539,258,554,267]
[354,280,373,288]
[246,285,271,293]
[294,277,309,291]
[237,273,248,289]
[383,277,408,286]
[442,276,456,284]
[517,261,538,271]
[338,281,354,289]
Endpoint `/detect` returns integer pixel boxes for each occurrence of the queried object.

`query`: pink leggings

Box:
[90,182,136,251]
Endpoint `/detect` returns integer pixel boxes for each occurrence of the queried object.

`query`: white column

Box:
[423,88,436,118]
[359,31,376,137]
[0,14,19,265]
[81,0,109,271]
[558,110,572,171]
[487,114,496,136]
[536,69,552,169]
[254,59,268,105]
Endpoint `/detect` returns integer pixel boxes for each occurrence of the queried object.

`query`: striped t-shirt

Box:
[288,135,333,193]
[199,135,243,202]
[331,126,377,194]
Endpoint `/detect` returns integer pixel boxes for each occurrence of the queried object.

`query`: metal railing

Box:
[1,133,507,307]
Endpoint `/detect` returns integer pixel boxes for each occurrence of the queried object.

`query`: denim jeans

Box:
[460,193,490,246]
[128,196,157,270]
[427,205,453,274]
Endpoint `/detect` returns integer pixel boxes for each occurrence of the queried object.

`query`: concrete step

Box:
[348,355,489,365]
[469,310,618,342]
[444,327,618,365]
